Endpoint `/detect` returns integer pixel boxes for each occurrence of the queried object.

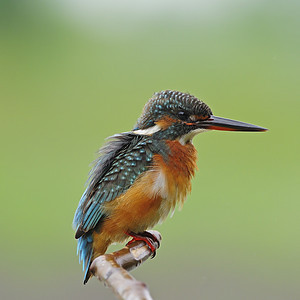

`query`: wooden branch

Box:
[90,230,162,300]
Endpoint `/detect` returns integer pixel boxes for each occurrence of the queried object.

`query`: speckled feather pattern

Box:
[73,90,210,283]
[74,135,170,234]
[134,90,212,130]
[73,132,170,282]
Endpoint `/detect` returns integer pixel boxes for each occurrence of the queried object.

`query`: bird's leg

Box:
[126,231,160,258]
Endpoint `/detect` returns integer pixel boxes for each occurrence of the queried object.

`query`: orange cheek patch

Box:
[155,116,177,130]
[190,114,210,121]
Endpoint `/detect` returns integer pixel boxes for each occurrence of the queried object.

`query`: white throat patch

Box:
[133,124,209,144]
[178,128,208,145]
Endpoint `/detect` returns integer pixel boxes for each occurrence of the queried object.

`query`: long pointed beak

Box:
[199,115,268,132]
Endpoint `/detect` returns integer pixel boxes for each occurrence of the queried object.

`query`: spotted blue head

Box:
[133,90,267,143]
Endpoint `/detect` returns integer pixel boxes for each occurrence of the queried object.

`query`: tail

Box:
[77,231,94,284]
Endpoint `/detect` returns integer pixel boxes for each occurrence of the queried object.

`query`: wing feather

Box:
[73,133,158,239]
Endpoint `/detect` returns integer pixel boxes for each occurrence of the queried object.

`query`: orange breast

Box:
[153,140,197,213]
[98,140,198,246]
[98,170,162,243]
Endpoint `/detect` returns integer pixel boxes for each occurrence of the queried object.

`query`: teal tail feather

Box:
[77,231,93,284]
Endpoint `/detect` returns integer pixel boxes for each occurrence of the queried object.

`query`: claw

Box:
[126,231,159,257]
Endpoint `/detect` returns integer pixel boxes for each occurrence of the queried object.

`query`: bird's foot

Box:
[126,231,160,258]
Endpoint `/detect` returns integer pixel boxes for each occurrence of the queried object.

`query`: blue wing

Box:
[73,133,155,239]
[73,132,171,283]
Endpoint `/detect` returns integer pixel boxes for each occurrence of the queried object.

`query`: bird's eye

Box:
[177,111,189,121]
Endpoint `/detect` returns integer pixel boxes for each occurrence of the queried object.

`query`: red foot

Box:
[125,231,160,258]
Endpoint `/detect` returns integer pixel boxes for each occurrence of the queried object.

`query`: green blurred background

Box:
[1,0,299,299]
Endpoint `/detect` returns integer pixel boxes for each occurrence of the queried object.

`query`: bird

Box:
[73,90,267,284]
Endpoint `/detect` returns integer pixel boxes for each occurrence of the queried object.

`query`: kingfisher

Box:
[73,90,267,284]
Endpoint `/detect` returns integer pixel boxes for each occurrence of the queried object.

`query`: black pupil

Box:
[178,111,189,121]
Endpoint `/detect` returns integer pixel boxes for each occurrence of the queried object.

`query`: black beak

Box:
[199,115,267,132]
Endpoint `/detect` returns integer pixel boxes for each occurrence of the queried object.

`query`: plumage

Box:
[73,90,267,284]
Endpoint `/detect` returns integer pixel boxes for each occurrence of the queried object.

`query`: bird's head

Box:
[133,90,267,144]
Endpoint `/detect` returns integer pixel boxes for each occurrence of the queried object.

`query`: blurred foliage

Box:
[0,1,299,299]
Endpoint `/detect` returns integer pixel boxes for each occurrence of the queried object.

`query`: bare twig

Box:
[90,230,162,300]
